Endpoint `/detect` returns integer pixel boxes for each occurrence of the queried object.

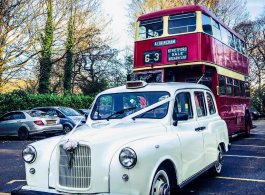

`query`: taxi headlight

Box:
[22,145,37,164]
[119,147,137,169]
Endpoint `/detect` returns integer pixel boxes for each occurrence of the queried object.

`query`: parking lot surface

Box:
[0,121,265,195]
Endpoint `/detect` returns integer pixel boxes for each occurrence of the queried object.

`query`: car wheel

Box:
[150,167,170,195]
[208,145,223,176]
[63,125,72,134]
[245,113,251,138]
[18,127,29,140]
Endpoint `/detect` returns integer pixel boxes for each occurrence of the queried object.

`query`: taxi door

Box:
[171,90,204,182]
[192,90,218,167]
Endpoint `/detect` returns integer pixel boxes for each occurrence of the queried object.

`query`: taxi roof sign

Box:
[126,81,147,89]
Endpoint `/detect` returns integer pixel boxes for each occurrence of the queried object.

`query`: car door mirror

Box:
[173,112,188,126]
[85,114,88,121]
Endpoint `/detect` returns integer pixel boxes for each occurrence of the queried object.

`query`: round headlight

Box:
[22,145,37,164]
[119,147,137,169]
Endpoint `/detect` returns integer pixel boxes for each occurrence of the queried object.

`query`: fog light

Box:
[122,174,129,182]
[29,168,35,174]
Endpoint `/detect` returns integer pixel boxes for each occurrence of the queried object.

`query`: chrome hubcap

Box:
[216,150,223,173]
[152,170,170,195]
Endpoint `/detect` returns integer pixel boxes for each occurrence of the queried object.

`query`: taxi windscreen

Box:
[91,91,170,120]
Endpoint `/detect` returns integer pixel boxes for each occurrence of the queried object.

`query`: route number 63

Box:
[143,50,161,64]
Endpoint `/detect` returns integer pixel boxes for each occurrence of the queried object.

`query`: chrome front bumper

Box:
[12,186,124,195]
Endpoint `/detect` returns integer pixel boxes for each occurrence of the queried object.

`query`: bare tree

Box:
[0,0,44,92]
[127,0,247,37]
[235,11,265,88]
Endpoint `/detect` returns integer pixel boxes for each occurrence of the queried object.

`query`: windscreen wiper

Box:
[106,107,137,121]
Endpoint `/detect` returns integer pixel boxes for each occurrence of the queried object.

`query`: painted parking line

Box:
[232,144,265,147]
[216,176,265,183]
[224,154,265,159]
[6,180,26,184]
[243,138,265,140]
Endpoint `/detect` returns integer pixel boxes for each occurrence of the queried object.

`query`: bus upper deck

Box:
[134,5,248,81]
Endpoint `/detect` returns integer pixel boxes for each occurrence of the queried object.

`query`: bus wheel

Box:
[245,113,251,138]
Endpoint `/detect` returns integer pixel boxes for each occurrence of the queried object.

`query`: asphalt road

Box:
[1,121,265,195]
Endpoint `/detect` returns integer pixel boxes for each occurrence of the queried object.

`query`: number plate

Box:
[143,50,162,64]
[47,120,56,124]
[167,47,188,61]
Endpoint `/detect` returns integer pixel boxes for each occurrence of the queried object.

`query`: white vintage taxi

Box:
[12,81,230,195]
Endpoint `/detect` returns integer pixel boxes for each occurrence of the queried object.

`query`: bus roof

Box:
[137,5,244,41]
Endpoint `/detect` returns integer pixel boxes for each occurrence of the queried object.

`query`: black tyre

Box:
[63,125,72,134]
[18,127,29,140]
[245,113,251,138]
[150,167,171,195]
[208,145,223,176]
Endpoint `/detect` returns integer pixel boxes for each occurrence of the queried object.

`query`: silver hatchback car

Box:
[0,110,63,140]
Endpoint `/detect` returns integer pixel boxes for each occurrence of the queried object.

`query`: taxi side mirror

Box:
[173,112,188,126]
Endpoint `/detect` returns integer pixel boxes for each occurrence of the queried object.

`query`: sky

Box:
[102,0,265,50]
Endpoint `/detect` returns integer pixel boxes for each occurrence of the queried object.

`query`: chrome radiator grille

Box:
[59,145,91,188]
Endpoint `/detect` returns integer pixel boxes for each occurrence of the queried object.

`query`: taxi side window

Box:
[173,92,193,120]
[194,92,207,117]
[206,92,216,115]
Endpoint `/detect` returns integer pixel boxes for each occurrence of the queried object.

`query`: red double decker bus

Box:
[133,5,252,136]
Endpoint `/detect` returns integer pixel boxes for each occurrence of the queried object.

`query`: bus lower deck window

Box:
[139,17,163,40]
[227,78,233,96]
[168,12,196,34]
[234,79,239,96]
[218,75,226,95]
[245,82,250,97]
[240,81,245,97]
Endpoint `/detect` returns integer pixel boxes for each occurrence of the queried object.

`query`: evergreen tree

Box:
[38,0,54,94]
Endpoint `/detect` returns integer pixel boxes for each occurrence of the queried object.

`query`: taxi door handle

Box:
[195,126,206,131]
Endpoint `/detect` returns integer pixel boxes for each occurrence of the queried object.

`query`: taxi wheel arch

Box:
[150,160,178,194]
[208,145,223,176]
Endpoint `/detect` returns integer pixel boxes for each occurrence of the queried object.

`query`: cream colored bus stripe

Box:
[216,176,265,182]
[133,61,246,81]
[0,193,10,195]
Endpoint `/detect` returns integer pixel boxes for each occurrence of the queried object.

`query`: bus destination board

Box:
[143,50,162,64]
[153,39,177,47]
[167,47,188,61]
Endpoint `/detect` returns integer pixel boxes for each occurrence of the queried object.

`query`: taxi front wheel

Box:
[150,167,171,195]
[208,145,223,176]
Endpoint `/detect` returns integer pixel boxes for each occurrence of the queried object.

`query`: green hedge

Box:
[0,90,95,116]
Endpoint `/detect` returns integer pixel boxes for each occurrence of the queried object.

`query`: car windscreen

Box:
[26,110,49,117]
[58,107,81,116]
[91,91,170,120]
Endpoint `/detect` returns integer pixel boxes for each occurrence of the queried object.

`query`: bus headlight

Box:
[22,145,37,164]
[119,147,137,169]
